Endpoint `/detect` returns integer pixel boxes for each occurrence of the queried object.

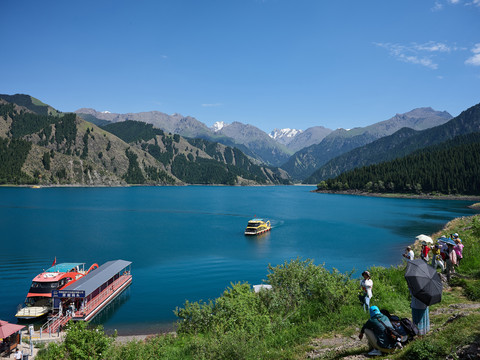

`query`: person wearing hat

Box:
[358,305,398,356]
[445,242,457,281]
[359,270,373,312]
[431,244,445,271]
[402,246,414,261]
[453,235,464,264]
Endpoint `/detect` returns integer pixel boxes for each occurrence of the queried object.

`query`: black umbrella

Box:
[405,259,443,306]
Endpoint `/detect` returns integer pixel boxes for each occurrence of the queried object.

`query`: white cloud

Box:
[432,0,480,9]
[465,54,480,66]
[431,1,443,10]
[465,43,480,66]
[375,42,442,69]
[415,42,452,52]
[403,55,438,69]
[201,103,222,107]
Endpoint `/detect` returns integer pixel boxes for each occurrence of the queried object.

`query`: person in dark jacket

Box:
[359,306,397,356]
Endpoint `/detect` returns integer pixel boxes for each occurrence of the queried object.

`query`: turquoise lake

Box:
[0,186,477,334]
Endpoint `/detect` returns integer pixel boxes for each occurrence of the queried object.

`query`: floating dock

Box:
[41,260,132,334]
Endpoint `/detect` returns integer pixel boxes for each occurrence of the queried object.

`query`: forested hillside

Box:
[105,120,290,185]
[316,132,480,195]
[307,102,480,183]
[0,96,290,186]
[0,99,175,186]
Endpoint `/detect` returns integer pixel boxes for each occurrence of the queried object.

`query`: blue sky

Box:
[2,0,480,133]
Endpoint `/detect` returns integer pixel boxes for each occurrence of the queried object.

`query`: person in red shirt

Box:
[420,242,430,262]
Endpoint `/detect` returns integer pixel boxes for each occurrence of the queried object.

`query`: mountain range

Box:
[281,107,453,181]
[305,102,480,184]
[0,94,289,186]
[75,107,451,176]
[75,108,295,166]
[2,93,473,189]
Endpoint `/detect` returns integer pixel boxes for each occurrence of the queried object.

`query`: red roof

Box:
[0,320,25,338]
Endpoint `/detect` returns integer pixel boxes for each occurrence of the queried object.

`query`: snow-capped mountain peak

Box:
[269,128,302,140]
[212,121,228,132]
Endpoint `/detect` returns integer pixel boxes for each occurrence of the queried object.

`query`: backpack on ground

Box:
[400,318,419,338]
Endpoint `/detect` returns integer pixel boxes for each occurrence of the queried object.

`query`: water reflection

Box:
[90,286,131,327]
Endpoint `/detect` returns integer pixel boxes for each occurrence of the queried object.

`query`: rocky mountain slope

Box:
[0,95,290,186]
[212,121,292,166]
[102,120,290,185]
[284,126,333,152]
[281,107,453,181]
[75,108,293,166]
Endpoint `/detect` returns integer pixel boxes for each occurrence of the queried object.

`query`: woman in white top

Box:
[360,270,373,311]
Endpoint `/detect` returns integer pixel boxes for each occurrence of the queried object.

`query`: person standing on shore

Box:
[445,243,457,281]
[360,270,373,312]
[411,294,430,336]
[431,245,445,271]
[420,242,430,262]
[403,246,414,260]
[453,234,464,264]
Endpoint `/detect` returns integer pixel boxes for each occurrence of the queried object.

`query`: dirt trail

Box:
[305,302,480,359]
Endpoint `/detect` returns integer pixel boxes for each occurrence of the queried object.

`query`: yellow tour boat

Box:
[244,218,271,236]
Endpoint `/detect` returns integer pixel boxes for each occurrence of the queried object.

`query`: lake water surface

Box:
[0,186,476,334]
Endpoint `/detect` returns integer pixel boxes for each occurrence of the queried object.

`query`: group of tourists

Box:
[408,233,464,281]
[357,232,464,356]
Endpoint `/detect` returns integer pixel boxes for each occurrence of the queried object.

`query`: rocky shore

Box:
[313,189,480,202]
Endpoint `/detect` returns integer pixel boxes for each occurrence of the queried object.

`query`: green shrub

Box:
[404,340,445,360]
[264,258,356,321]
[36,322,114,360]
[175,282,272,337]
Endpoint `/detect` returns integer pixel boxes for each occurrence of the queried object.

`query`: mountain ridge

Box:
[306,102,480,184]
[280,107,453,181]
[75,108,293,166]
[0,95,290,186]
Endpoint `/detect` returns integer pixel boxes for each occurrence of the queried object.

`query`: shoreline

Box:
[103,214,476,338]
[312,189,480,203]
[30,213,480,347]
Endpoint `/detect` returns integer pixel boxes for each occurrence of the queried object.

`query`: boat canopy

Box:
[63,260,131,297]
[249,218,265,222]
[46,263,85,273]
